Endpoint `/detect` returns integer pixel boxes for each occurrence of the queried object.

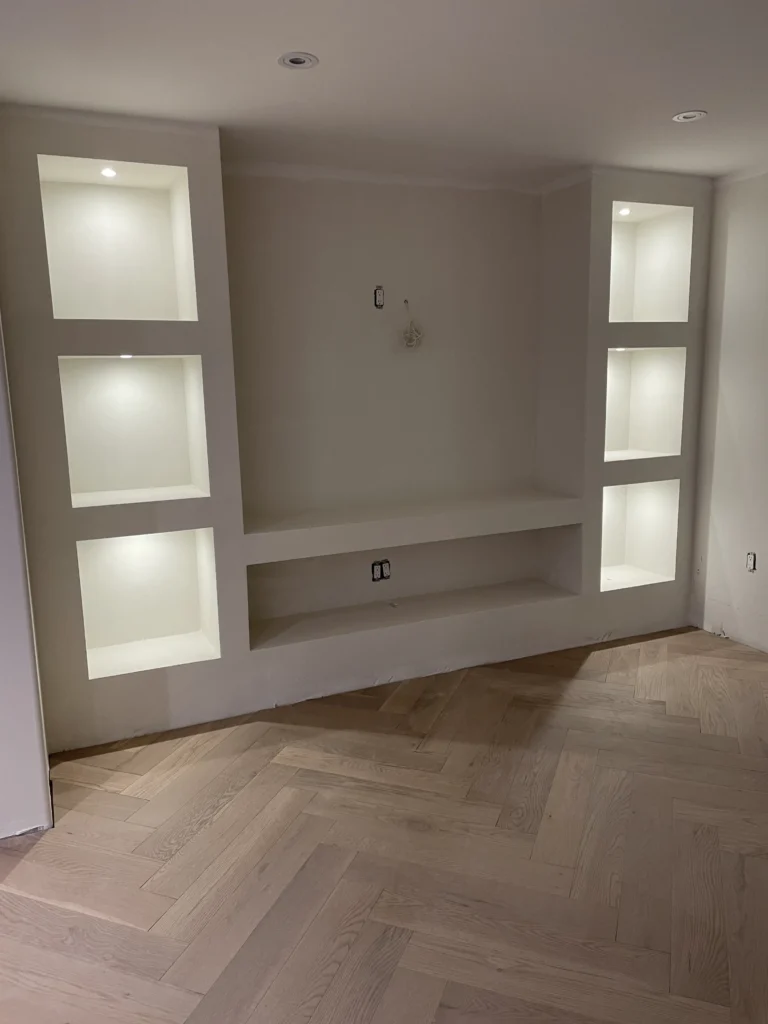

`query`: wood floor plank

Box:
[0,889,186,981]
[439,682,512,780]
[52,806,154,854]
[302,920,410,1024]
[122,728,237,800]
[571,767,632,908]
[720,850,768,1024]
[401,932,729,1024]
[325,813,570,894]
[0,850,173,930]
[497,724,566,833]
[51,781,148,821]
[150,785,313,940]
[0,832,162,888]
[698,661,739,739]
[248,876,382,1024]
[126,721,270,828]
[404,671,465,737]
[143,763,298,896]
[616,774,674,952]
[164,814,333,994]
[369,968,446,1024]
[0,932,198,1024]
[346,852,619,941]
[465,705,539,804]
[273,746,467,798]
[293,770,500,825]
[435,981,605,1023]
[379,676,431,714]
[532,746,597,867]
[634,640,667,702]
[371,885,670,992]
[671,820,729,1005]
[182,843,355,1024]
[49,762,143,793]
[665,656,701,719]
[566,729,768,775]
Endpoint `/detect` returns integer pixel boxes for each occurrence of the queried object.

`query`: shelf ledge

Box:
[251,578,574,650]
[244,487,582,565]
[604,449,677,463]
[87,630,219,679]
[72,484,209,509]
[600,564,675,592]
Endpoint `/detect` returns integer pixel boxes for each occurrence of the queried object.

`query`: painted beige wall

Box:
[225,174,540,520]
[0,320,51,838]
[693,172,768,649]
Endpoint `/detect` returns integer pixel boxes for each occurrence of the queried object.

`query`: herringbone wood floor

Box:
[2,629,768,1023]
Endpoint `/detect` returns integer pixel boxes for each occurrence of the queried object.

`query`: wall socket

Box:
[371,559,391,582]
[747,552,757,573]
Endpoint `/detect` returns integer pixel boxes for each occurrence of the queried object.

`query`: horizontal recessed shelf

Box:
[251,578,573,649]
[604,449,676,463]
[87,630,219,679]
[72,484,209,508]
[244,487,583,564]
[600,565,674,592]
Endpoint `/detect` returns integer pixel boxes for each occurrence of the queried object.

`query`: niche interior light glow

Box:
[619,208,631,216]
[119,354,133,359]
[100,167,117,178]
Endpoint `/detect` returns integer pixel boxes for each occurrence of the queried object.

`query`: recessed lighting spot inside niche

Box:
[100,167,117,178]
[619,208,631,216]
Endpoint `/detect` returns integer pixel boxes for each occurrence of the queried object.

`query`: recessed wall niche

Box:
[38,155,197,320]
[77,528,220,678]
[59,355,210,507]
[601,479,680,591]
[609,201,693,323]
[605,347,686,461]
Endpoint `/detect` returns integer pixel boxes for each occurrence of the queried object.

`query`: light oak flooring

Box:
[3,628,768,1023]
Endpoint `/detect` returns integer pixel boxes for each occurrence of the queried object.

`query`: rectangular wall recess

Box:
[38,155,198,320]
[59,355,210,507]
[609,202,693,323]
[605,347,686,461]
[77,528,220,678]
[601,480,680,591]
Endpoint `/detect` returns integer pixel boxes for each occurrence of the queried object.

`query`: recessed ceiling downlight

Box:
[278,52,319,69]
[100,167,117,178]
[673,110,707,123]
[619,207,631,216]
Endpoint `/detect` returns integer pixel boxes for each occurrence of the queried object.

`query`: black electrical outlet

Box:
[372,559,391,582]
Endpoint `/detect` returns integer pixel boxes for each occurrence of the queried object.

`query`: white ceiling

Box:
[2,0,767,190]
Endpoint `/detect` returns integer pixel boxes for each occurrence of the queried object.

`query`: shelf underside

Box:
[604,449,677,463]
[244,487,583,564]
[87,630,219,679]
[600,564,675,592]
[251,578,573,650]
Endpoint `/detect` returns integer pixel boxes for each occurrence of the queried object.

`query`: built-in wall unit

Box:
[0,106,711,752]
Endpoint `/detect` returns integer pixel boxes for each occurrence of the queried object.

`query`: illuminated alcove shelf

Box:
[38,155,197,320]
[609,201,694,323]
[77,528,220,679]
[59,355,210,507]
[601,480,680,591]
[605,347,686,462]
